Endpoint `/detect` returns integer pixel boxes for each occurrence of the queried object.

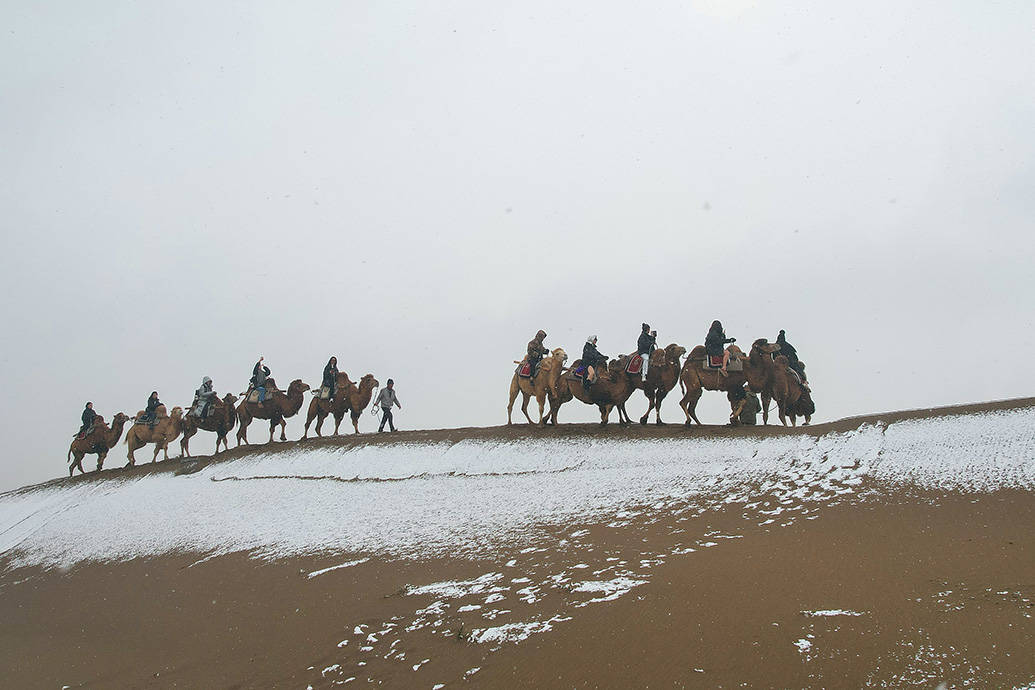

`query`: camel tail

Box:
[67,447,72,462]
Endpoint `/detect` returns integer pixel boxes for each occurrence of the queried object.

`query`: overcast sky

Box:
[1,0,1033,491]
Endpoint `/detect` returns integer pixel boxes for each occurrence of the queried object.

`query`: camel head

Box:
[112,412,130,426]
[550,348,568,365]
[222,393,238,406]
[359,374,379,391]
[287,379,311,394]
[751,338,780,354]
[665,343,686,362]
[169,406,184,420]
[749,338,780,367]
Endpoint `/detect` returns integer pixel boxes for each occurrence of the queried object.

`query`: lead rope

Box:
[370,385,380,416]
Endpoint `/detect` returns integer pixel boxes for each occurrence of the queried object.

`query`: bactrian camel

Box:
[125,405,184,465]
[639,344,686,425]
[68,412,129,475]
[507,348,568,426]
[342,373,379,434]
[554,355,642,426]
[180,393,239,457]
[302,371,351,439]
[236,378,310,445]
[678,339,779,425]
[755,348,812,427]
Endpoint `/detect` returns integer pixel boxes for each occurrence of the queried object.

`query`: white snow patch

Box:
[2,409,1033,568]
[470,615,571,645]
[307,558,369,579]
[802,609,865,617]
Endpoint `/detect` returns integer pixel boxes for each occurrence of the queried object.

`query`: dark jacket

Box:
[323,362,338,388]
[82,407,97,428]
[145,395,161,416]
[582,342,607,368]
[252,362,270,387]
[776,332,799,366]
[705,325,734,357]
[527,335,549,362]
[637,331,657,356]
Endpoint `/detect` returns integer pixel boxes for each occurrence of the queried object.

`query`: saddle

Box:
[703,353,743,372]
[626,354,644,375]
[246,389,264,404]
[516,361,533,378]
[569,360,598,384]
[318,385,332,400]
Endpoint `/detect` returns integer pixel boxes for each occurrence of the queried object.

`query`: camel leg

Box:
[761,394,772,425]
[679,387,703,426]
[237,414,250,446]
[279,418,288,442]
[302,409,315,440]
[655,390,669,425]
[333,411,345,435]
[778,400,788,426]
[803,414,811,426]
[599,404,610,426]
[536,392,547,426]
[96,451,105,472]
[507,377,520,425]
[181,428,194,458]
[70,452,85,476]
[640,389,655,425]
[314,411,325,438]
[617,403,630,425]
[152,443,161,463]
[520,391,534,426]
[126,438,141,467]
[352,411,361,435]
[267,419,276,444]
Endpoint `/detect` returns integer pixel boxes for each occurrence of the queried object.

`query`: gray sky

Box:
[2,0,1033,491]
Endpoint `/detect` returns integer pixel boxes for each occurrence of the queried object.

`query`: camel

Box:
[301,371,352,439]
[507,348,568,426]
[678,339,780,426]
[755,349,811,427]
[125,405,184,465]
[638,344,686,425]
[301,372,378,437]
[67,412,129,475]
[341,373,379,434]
[180,393,239,457]
[236,378,311,445]
[554,355,641,426]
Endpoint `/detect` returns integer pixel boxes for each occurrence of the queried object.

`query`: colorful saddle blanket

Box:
[706,354,724,368]
[517,362,533,378]
[626,354,644,375]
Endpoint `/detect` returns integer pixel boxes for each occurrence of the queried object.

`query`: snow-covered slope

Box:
[1,408,1032,569]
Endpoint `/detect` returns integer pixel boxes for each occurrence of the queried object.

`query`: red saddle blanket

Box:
[627,354,644,375]
[707,354,723,368]
[517,362,532,378]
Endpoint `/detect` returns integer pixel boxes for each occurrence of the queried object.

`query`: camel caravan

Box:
[67,357,385,476]
[508,322,814,429]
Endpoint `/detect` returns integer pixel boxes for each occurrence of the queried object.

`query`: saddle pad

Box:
[627,354,643,375]
[247,389,262,404]
[706,354,723,368]
[573,365,587,379]
[727,358,744,372]
[319,386,332,400]
[517,362,532,378]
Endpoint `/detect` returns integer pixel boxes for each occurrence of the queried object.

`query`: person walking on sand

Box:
[375,379,402,433]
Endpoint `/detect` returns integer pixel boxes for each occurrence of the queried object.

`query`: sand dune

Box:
[1,398,1033,688]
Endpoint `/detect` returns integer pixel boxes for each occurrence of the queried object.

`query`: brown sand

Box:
[2,489,1033,688]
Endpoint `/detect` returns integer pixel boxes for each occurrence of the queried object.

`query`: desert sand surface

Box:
[2,398,1034,688]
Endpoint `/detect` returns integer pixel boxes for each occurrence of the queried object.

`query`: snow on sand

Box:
[0,408,1033,569]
